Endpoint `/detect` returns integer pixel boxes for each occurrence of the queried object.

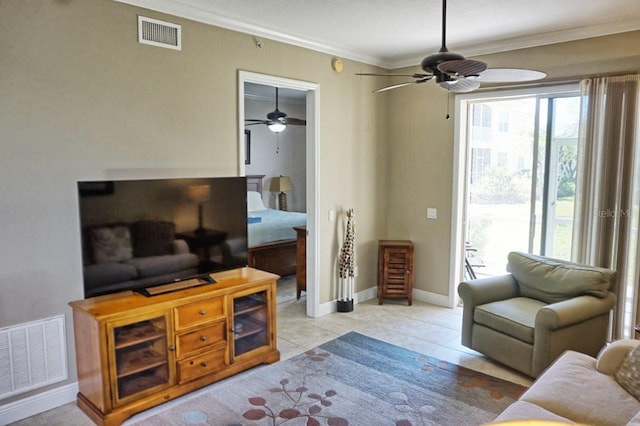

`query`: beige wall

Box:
[0,0,387,403]
[1,0,639,410]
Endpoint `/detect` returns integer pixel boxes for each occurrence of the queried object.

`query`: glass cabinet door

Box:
[231,290,269,358]
[108,312,173,405]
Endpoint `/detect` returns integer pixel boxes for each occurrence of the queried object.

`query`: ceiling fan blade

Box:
[285,117,306,125]
[439,78,481,93]
[477,68,547,83]
[245,119,269,123]
[357,72,431,78]
[374,77,432,93]
[437,59,487,77]
[245,122,271,127]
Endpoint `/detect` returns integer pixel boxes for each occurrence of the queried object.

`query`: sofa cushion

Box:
[132,220,175,257]
[507,251,614,304]
[125,253,198,278]
[616,345,640,401]
[597,339,640,375]
[494,400,573,423]
[519,350,640,425]
[83,262,137,288]
[474,297,546,344]
[90,225,133,264]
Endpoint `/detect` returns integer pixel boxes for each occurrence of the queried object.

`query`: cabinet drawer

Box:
[175,321,227,358]
[175,297,224,330]
[177,347,227,383]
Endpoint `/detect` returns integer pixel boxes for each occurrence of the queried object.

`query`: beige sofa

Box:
[495,339,640,425]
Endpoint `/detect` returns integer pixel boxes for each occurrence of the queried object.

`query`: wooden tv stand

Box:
[69,267,280,426]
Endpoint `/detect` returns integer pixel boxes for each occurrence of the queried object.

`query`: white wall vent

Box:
[0,315,67,399]
[138,16,181,51]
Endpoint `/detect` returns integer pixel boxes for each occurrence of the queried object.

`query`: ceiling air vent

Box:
[138,16,181,51]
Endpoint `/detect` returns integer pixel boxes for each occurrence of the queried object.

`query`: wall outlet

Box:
[354,266,359,277]
[427,208,437,219]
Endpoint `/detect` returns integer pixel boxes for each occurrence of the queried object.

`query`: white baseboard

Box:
[413,288,451,307]
[316,286,378,316]
[355,286,378,303]
[316,285,452,316]
[0,382,78,425]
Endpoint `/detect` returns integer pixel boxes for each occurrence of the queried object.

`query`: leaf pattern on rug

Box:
[415,356,525,400]
[242,350,348,425]
[389,391,437,426]
[129,333,526,426]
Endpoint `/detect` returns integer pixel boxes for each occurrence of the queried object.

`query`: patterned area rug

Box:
[130,332,526,425]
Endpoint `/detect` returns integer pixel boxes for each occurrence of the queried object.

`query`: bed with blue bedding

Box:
[248,209,307,246]
[245,179,307,276]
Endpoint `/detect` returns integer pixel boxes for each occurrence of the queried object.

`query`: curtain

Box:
[572,74,640,339]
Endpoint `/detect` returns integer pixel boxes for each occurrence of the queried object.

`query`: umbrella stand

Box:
[337,209,355,312]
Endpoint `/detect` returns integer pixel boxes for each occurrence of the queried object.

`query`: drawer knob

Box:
[199,309,206,315]
[201,361,208,367]
[200,335,207,341]
[168,345,175,351]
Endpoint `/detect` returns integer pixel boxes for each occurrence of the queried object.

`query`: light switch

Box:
[328,209,336,222]
[427,208,437,219]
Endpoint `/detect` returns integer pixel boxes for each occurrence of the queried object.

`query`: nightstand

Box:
[294,226,307,299]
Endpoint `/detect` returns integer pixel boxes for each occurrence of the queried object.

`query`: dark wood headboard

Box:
[246,174,265,194]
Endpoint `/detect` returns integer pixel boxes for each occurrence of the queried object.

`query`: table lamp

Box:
[188,184,211,234]
[270,176,293,211]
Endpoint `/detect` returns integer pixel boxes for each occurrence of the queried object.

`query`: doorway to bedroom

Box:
[238,71,320,317]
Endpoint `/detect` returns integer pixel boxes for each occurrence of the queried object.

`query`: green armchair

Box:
[458,251,616,377]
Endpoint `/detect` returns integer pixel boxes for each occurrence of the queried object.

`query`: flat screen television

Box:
[77,177,248,298]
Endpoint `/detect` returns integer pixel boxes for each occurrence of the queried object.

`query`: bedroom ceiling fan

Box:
[245,87,306,133]
[356,0,546,94]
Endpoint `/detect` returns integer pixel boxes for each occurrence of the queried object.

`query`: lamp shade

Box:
[187,185,211,202]
[270,176,293,192]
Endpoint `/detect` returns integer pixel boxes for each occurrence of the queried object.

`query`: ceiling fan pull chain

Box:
[446,90,451,120]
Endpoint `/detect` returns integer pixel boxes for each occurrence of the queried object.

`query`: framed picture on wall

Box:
[244,129,251,165]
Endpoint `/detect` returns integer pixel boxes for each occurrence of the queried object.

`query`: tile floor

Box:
[11,289,532,425]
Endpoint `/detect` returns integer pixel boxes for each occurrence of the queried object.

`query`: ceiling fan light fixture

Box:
[268,122,287,133]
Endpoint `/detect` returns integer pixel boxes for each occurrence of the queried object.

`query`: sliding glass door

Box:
[463,88,580,277]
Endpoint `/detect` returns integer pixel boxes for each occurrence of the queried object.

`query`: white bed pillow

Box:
[247,191,267,212]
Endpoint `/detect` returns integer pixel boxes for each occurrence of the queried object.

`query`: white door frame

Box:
[238,71,321,317]
[449,84,579,307]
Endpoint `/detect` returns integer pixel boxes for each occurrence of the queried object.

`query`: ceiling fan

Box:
[245,87,306,133]
[356,0,546,94]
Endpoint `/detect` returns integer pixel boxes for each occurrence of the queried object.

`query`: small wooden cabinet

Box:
[69,267,280,426]
[378,240,414,305]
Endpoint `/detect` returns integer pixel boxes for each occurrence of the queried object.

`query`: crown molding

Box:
[115,0,640,71]
[114,0,388,67]
[388,18,640,69]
